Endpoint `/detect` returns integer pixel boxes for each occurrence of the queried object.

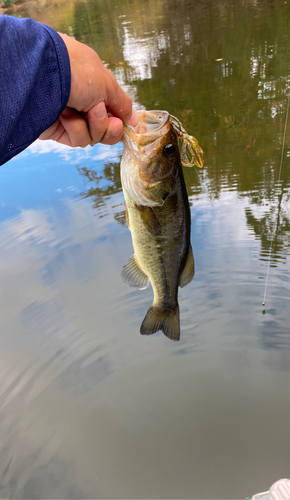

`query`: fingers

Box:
[105,74,139,127]
[100,116,124,145]
[39,108,92,147]
[87,102,126,145]
[40,105,126,147]
[86,102,109,145]
[39,120,60,141]
[130,109,139,127]
[58,108,92,147]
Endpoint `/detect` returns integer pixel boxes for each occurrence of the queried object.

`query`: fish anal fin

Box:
[135,205,162,236]
[140,305,180,341]
[179,244,195,288]
[122,255,149,290]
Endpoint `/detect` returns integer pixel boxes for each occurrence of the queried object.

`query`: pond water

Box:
[1,0,290,498]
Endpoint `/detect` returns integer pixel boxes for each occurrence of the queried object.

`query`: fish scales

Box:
[124,171,190,309]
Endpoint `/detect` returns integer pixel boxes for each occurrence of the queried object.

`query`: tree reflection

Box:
[72,0,290,261]
[77,160,129,226]
[245,180,290,264]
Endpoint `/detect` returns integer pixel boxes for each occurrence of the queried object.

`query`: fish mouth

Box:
[123,110,171,149]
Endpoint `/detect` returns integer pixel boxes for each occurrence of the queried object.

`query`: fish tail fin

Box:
[140,305,180,341]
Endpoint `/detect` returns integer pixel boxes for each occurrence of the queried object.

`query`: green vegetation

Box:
[2,0,17,6]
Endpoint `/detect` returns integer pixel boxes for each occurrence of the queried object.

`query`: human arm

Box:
[0,15,137,166]
[0,15,71,165]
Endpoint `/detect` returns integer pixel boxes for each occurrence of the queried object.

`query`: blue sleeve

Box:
[0,15,71,166]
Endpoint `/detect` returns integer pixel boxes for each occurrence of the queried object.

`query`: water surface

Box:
[1,0,290,498]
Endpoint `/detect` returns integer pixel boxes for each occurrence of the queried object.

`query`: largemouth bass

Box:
[121,110,203,341]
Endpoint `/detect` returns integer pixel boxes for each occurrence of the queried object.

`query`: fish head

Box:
[122,110,181,206]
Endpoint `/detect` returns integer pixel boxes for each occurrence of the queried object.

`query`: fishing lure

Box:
[169,114,204,169]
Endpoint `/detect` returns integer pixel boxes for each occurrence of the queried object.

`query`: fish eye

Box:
[163,143,176,157]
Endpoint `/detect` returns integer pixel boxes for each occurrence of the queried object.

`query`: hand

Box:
[39,33,138,147]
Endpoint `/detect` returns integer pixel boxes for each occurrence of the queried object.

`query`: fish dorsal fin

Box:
[169,114,204,168]
[122,255,149,289]
[179,244,195,288]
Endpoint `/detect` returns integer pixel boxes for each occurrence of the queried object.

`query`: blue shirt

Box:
[0,15,71,165]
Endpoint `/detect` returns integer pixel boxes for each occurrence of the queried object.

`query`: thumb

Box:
[105,79,139,126]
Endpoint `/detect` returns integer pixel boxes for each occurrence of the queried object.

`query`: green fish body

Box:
[121,110,203,341]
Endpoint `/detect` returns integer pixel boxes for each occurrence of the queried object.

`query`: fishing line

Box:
[262,93,290,307]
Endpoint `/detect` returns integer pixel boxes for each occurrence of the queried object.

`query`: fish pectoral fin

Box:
[140,305,180,341]
[135,205,162,236]
[179,244,195,288]
[121,255,149,289]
